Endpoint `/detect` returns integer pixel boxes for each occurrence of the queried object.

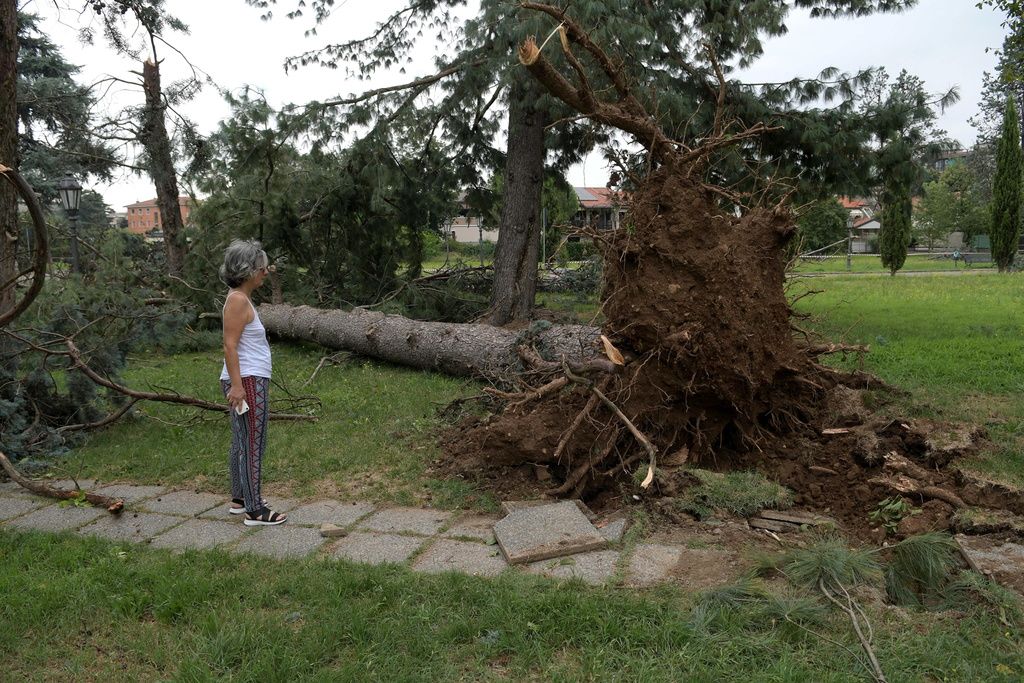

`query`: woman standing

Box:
[220,239,286,526]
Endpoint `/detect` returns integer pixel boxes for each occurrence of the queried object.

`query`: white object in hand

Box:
[235,400,249,415]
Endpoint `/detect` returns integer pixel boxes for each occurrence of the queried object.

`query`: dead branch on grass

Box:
[0,450,123,513]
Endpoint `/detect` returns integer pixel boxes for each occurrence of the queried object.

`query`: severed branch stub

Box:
[0,450,124,513]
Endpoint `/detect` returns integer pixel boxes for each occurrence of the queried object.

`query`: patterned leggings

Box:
[221,376,269,514]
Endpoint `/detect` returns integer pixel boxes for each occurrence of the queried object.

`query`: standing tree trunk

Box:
[140,59,186,276]
[485,75,547,326]
[0,0,18,317]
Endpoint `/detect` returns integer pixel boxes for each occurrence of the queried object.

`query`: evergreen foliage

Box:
[16,12,117,196]
[990,97,1023,271]
[915,164,989,249]
[796,198,849,252]
[864,70,958,274]
[189,90,461,310]
[245,1,933,318]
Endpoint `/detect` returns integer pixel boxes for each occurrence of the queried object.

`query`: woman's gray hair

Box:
[219,239,269,287]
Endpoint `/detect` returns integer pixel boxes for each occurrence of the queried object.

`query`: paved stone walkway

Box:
[0,483,685,587]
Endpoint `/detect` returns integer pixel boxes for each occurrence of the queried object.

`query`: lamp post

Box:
[57,175,82,274]
[846,213,855,272]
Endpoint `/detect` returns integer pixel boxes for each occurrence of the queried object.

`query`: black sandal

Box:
[229,498,268,515]
[244,507,287,527]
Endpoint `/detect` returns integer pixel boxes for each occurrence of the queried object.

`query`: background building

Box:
[124,197,193,235]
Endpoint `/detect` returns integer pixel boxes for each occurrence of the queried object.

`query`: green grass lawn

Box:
[792,273,1024,485]
[792,253,995,273]
[5,271,1024,681]
[63,343,487,509]
[1,531,1021,681]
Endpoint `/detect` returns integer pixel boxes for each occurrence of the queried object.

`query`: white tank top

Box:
[220,291,272,380]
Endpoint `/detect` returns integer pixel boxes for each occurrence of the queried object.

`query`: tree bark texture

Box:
[0,0,18,317]
[140,59,186,276]
[485,75,548,326]
[258,303,599,378]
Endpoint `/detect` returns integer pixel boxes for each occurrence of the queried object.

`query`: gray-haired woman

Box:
[219,239,286,526]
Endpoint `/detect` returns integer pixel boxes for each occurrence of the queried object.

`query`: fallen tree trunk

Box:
[258,304,600,378]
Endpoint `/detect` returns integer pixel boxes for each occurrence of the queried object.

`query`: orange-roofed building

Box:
[573,186,628,230]
[124,197,193,235]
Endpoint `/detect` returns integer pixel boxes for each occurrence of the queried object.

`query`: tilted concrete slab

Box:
[493,501,607,565]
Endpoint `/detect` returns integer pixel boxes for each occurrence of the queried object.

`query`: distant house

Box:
[839,196,874,220]
[444,192,498,243]
[124,197,193,235]
[850,215,880,253]
[574,187,627,230]
[929,149,969,173]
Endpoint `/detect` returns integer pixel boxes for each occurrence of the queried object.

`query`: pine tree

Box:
[880,173,912,275]
[249,0,921,323]
[990,97,1023,272]
[868,70,957,275]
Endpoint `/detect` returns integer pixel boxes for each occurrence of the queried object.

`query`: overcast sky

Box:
[22,0,1010,211]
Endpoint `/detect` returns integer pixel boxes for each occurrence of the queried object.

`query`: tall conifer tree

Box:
[990,97,1023,272]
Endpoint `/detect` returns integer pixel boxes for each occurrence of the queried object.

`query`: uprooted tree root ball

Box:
[438,4,1023,544]
[439,172,1004,542]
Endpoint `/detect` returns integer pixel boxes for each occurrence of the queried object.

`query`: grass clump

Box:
[778,535,883,591]
[676,469,793,519]
[884,532,960,606]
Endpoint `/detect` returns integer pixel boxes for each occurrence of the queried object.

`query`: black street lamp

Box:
[57,175,82,274]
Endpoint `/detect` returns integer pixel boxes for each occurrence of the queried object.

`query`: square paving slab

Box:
[442,514,499,543]
[626,544,684,587]
[0,496,49,522]
[232,526,324,559]
[92,484,167,503]
[5,505,104,533]
[78,512,182,543]
[527,549,621,585]
[331,532,425,565]
[357,507,452,536]
[493,500,607,565]
[412,539,507,577]
[49,479,97,491]
[150,518,248,551]
[141,491,228,517]
[0,481,42,498]
[286,500,375,527]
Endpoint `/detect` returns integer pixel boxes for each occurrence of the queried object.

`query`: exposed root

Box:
[561,360,658,487]
[547,425,621,496]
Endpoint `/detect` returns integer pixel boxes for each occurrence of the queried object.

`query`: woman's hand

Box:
[227,383,247,411]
